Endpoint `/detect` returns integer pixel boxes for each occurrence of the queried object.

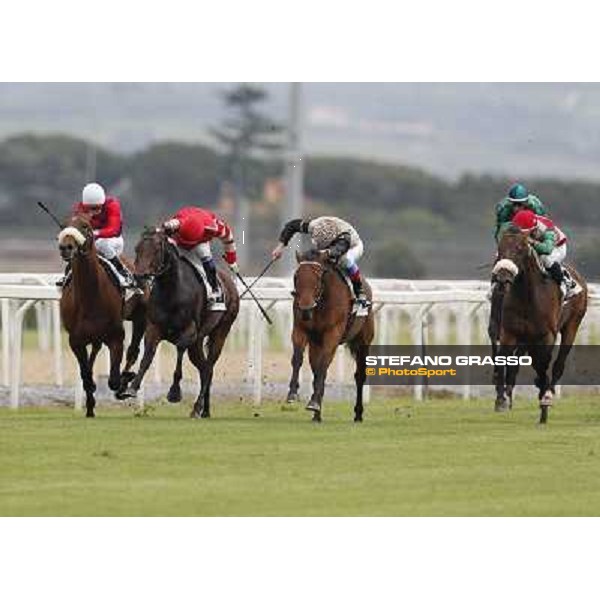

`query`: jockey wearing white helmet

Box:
[57,183,136,289]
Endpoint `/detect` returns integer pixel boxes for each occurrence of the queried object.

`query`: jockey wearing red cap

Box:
[510,209,580,298]
[57,182,136,289]
[163,207,238,310]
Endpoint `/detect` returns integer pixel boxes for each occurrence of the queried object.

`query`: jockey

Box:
[272,216,371,309]
[57,183,136,288]
[510,209,581,299]
[495,183,548,240]
[162,206,238,311]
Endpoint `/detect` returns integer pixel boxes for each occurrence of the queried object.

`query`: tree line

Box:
[1,133,599,279]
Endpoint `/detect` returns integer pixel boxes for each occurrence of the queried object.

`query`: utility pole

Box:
[283,82,305,275]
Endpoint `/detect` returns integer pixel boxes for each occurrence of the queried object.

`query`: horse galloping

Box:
[286,249,375,422]
[58,215,146,417]
[121,228,239,418]
[490,226,587,424]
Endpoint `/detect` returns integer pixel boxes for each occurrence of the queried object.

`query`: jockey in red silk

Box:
[163,206,238,311]
[57,183,136,289]
[510,209,580,299]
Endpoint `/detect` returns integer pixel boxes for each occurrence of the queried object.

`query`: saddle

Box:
[528,245,582,301]
[327,265,371,343]
[331,265,370,318]
[61,256,124,293]
[178,254,226,310]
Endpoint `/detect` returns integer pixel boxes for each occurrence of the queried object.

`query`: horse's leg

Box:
[495,335,516,412]
[349,316,375,423]
[306,337,338,422]
[121,310,145,387]
[192,326,230,418]
[530,341,555,424]
[70,340,96,418]
[88,341,101,370]
[550,313,585,393]
[187,340,207,418]
[287,327,307,403]
[505,346,523,409]
[106,330,125,393]
[121,324,161,398]
[167,345,186,404]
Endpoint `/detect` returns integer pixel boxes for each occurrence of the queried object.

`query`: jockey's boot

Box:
[351,276,371,310]
[561,267,582,300]
[109,256,137,289]
[202,259,226,311]
[56,264,72,288]
[547,262,570,298]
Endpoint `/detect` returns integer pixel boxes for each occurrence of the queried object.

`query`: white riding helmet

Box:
[82,183,106,206]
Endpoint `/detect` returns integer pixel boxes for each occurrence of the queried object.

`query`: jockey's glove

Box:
[230,262,240,274]
[163,218,181,233]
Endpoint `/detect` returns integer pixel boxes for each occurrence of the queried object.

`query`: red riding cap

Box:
[177,215,206,246]
[511,209,537,231]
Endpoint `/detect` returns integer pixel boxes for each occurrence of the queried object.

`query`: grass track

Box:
[2,397,600,516]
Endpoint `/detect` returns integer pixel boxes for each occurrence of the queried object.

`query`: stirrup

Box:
[208,289,226,312]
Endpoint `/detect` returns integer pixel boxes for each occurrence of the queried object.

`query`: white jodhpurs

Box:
[338,238,364,272]
[178,242,212,264]
[540,244,567,268]
[95,236,124,260]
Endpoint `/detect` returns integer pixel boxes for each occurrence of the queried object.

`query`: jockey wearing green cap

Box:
[494,183,547,240]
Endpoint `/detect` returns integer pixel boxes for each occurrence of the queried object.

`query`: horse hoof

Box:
[189,410,201,419]
[539,405,549,424]
[167,387,182,404]
[286,392,299,404]
[312,413,322,423]
[540,391,553,407]
[86,412,95,418]
[305,400,320,412]
[354,415,363,423]
[118,388,137,400]
[495,401,509,413]
[201,411,210,419]
[108,378,120,392]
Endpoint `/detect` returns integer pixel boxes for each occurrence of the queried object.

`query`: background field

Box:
[2,396,600,516]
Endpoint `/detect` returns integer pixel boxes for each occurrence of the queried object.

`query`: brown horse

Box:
[286,250,375,422]
[121,228,239,418]
[58,215,146,417]
[490,226,587,424]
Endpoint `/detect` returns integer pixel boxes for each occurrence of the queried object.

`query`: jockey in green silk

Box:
[494,183,547,240]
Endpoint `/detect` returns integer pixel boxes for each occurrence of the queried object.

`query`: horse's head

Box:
[134,227,174,279]
[492,225,532,285]
[293,249,328,321]
[57,215,95,262]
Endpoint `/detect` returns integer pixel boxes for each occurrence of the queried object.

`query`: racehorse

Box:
[286,249,375,422]
[58,215,147,417]
[489,225,587,424]
[121,228,239,418]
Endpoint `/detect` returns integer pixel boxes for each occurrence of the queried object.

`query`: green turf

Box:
[1,397,600,516]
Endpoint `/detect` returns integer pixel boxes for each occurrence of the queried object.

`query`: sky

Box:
[1,82,600,181]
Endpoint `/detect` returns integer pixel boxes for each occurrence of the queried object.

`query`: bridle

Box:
[293,260,326,311]
[138,231,174,279]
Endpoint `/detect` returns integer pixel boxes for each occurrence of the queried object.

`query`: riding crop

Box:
[239,256,278,299]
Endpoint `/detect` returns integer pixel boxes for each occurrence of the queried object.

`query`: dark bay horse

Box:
[490,226,587,423]
[58,215,146,417]
[286,250,375,422]
[121,228,239,418]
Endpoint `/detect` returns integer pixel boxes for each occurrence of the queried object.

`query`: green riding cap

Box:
[494,183,547,240]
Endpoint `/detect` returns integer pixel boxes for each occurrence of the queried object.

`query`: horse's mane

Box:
[297,248,325,263]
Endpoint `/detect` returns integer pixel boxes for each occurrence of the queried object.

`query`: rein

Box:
[294,261,326,308]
